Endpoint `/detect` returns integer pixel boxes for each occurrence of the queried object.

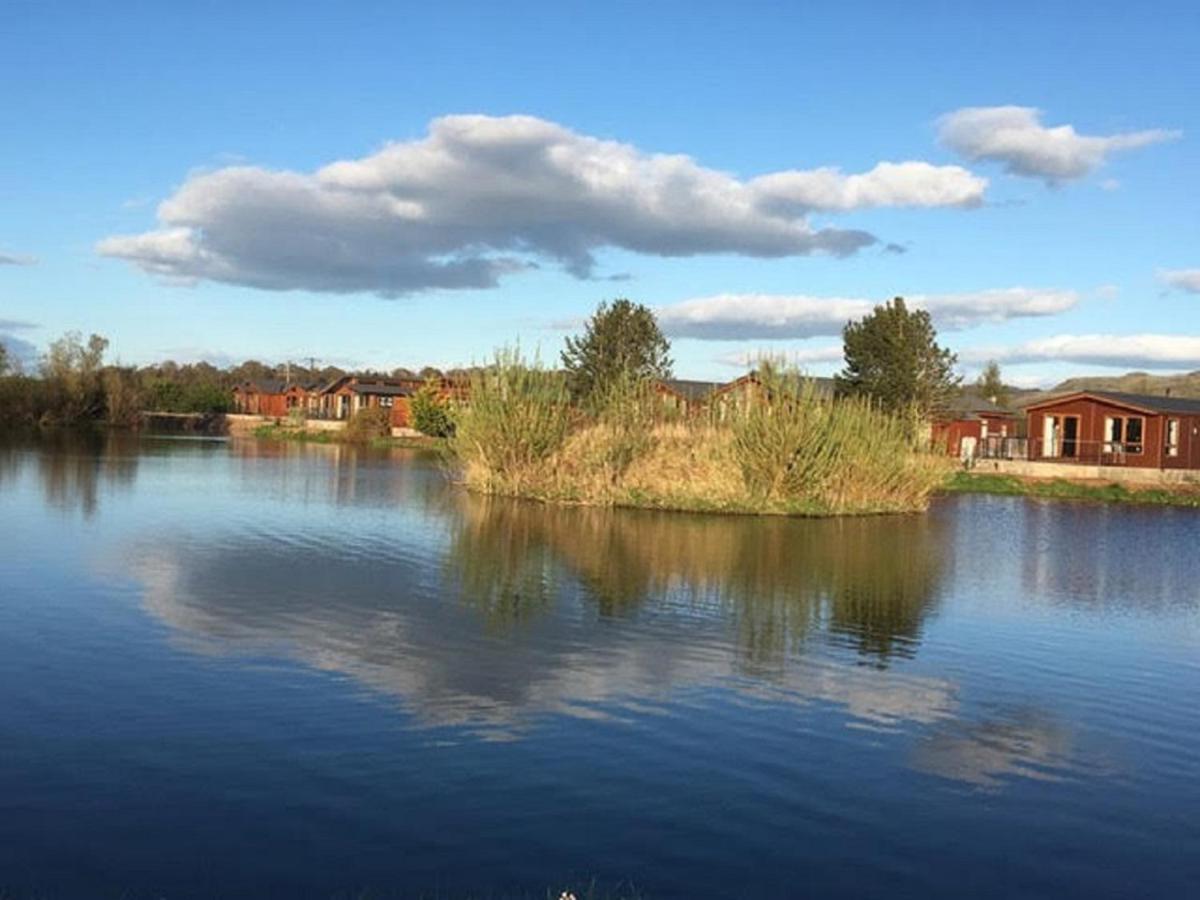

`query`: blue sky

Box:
[2,0,1198,384]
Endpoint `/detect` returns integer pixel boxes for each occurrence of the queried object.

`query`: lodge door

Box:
[1062,417,1079,458]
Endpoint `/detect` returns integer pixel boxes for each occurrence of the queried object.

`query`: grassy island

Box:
[446,353,948,517]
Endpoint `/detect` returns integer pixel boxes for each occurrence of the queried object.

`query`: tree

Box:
[410,379,454,437]
[561,299,672,402]
[0,342,8,376]
[835,297,959,417]
[41,332,110,423]
[976,360,1009,406]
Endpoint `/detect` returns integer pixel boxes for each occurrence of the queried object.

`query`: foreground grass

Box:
[941,471,1200,508]
[449,354,948,517]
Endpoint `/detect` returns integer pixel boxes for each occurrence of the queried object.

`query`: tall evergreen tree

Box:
[835,297,960,417]
[561,299,672,401]
[975,360,1009,406]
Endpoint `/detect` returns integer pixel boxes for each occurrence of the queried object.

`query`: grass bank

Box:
[251,423,442,451]
[941,471,1200,508]
[448,354,948,517]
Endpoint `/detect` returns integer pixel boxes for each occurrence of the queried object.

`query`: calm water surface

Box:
[1,433,1197,898]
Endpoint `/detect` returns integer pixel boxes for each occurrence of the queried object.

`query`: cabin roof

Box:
[942,393,1018,418]
[658,379,724,402]
[348,381,417,397]
[1025,390,1200,416]
[235,379,287,394]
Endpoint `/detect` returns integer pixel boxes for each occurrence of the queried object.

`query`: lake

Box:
[1,433,1197,899]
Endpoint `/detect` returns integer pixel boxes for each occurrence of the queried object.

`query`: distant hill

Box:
[1003,370,1200,410]
[1049,370,1200,398]
[960,371,1200,412]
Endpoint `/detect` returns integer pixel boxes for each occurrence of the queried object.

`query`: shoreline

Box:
[941,470,1200,509]
[244,430,1200,513]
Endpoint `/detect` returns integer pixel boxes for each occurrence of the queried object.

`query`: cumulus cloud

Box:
[938,106,1179,182]
[657,288,1078,341]
[0,251,37,266]
[749,161,985,214]
[99,114,986,296]
[1158,269,1200,294]
[964,334,1200,370]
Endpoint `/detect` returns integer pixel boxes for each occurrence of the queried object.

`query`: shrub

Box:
[411,379,454,437]
[343,407,391,442]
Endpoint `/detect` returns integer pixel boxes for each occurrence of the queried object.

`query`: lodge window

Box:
[1104,416,1144,455]
[1166,419,1180,458]
[379,396,394,407]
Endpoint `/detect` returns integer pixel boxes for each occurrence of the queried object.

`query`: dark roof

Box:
[1027,389,1200,415]
[943,393,1018,418]
[659,379,723,402]
[349,381,417,397]
[236,379,286,394]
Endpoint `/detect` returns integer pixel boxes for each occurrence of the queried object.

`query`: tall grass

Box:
[449,348,574,495]
[449,352,949,516]
[728,361,943,513]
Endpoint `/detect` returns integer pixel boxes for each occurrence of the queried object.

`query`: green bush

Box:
[343,406,391,442]
[411,379,454,437]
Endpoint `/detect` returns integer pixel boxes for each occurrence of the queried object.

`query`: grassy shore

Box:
[250,423,442,451]
[941,471,1200,508]
[448,355,948,517]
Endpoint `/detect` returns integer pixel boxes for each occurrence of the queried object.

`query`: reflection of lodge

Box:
[1019,498,1197,609]
[226,437,445,509]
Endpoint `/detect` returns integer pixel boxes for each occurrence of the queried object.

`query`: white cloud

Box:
[750,161,985,214]
[938,106,1179,182]
[964,334,1200,370]
[99,114,985,296]
[1158,269,1200,294]
[657,287,1078,340]
[0,251,37,266]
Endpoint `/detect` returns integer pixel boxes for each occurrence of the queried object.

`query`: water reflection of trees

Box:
[28,430,140,517]
[446,497,946,668]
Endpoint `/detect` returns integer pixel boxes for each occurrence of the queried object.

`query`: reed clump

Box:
[449,353,949,516]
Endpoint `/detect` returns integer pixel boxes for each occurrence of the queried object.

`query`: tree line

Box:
[0,331,469,429]
[1,299,1012,431]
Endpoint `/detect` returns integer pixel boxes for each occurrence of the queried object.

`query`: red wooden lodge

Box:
[231,380,289,418]
[1025,390,1200,470]
[932,395,1020,460]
